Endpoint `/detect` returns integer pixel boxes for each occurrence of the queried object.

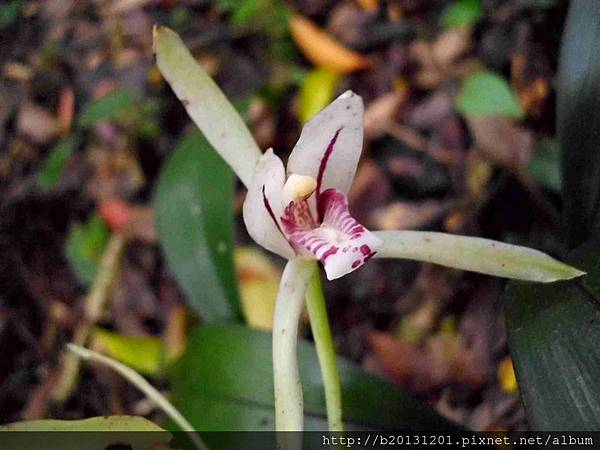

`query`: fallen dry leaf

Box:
[432,28,471,70]
[235,246,281,331]
[370,324,487,394]
[163,304,187,363]
[467,117,534,174]
[364,91,406,140]
[409,28,472,88]
[102,0,155,16]
[57,88,75,135]
[465,150,495,200]
[373,200,448,230]
[290,15,371,74]
[17,103,59,144]
[356,0,379,12]
[498,356,518,394]
[99,197,133,232]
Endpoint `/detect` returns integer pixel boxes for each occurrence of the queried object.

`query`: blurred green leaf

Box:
[299,68,340,124]
[65,213,109,286]
[441,0,483,29]
[457,71,524,120]
[557,0,600,248]
[229,0,262,25]
[0,416,170,450]
[79,90,135,128]
[171,324,458,434]
[38,136,77,190]
[92,328,164,376]
[0,0,23,28]
[155,130,241,322]
[506,239,600,430]
[527,139,561,192]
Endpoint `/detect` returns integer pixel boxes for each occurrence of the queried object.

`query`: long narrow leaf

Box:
[155,130,241,321]
[506,239,600,430]
[171,324,459,434]
[557,0,600,248]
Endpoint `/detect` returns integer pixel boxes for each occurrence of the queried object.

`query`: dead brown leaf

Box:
[467,117,534,174]
[17,103,59,144]
[370,324,487,394]
[364,92,406,140]
[373,200,448,230]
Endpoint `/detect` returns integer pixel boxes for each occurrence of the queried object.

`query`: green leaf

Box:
[170,324,458,432]
[0,416,171,450]
[557,0,600,249]
[79,90,135,128]
[527,138,561,192]
[155,130,241,322]
[92,328,164,376]
[441,0,483,29]
[230,0,263,25]
[299,68,340,124]
[0,0,22,28]
[506,239,600,430]
[65,213,109,286]
[38,136,77,190]
[456,71,524,120]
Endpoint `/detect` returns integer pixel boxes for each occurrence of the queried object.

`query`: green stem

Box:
[305,267,344,431]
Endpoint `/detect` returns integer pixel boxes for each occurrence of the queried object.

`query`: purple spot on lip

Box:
[352,260,361,268]
[320,246,338,262]
[363,252,376,263]
[359,245,371,256]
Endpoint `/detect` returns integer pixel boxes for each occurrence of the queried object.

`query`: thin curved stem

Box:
[66,344,208,450]
[305,268,344,431]
[272,258,315,432]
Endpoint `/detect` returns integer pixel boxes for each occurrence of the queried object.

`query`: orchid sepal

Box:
[153,26,262,188]
[374,230,585,282]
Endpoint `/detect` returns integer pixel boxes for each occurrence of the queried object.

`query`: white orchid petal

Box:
[243,150,295,259]
[374,231,586,282]
[287,90,364,195]
[153,26,262,188]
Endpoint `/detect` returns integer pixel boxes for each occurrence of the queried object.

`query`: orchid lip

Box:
[278,188,382,280]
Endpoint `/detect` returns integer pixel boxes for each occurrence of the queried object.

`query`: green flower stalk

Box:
[153,26,584,434]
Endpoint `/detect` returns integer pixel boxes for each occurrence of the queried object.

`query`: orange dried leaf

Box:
[356,0,379,12]
[235,247,281,331]
[498,356,518,393]
[98,198,132,232]
[164,304,187,363]
[57,88,75,135]
[290,15,371,74]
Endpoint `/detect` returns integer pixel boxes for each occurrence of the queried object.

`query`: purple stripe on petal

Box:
[262,185,294,250]
[316,128,343,220]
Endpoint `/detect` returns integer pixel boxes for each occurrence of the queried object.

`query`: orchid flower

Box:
[153,26,585,434]
[243,90,382,281]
